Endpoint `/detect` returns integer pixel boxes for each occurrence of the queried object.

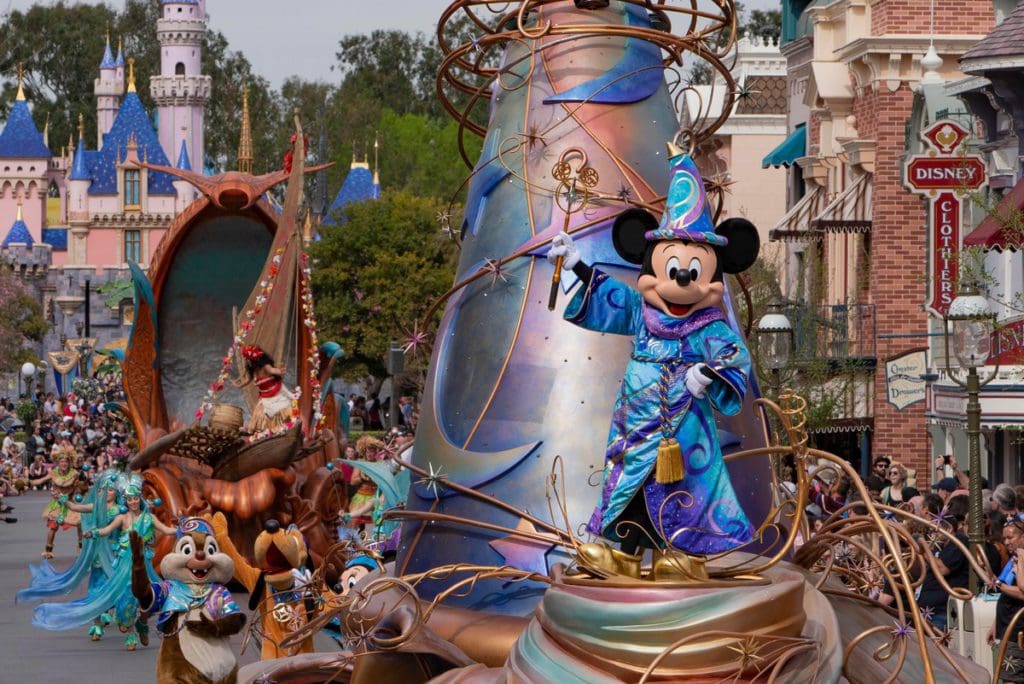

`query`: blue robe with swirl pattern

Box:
[566,269,754,554]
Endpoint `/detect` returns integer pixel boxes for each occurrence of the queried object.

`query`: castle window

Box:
[124,230,141,264]
[124,168,141,208]
[175,62,185,76]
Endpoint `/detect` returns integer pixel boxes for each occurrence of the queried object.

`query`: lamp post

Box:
[756,297,794,401]
[942,281,998,593]
[756,298,794,483]
[20,361,36,400]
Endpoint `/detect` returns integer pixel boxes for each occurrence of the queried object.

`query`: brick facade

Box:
[871,0,993,35]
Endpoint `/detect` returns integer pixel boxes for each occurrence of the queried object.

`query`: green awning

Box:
[762,124,806,169]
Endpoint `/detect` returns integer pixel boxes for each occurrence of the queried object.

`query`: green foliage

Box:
[0,0,279,172]
[96,278,133,309]
[688,4,783,85]
[0,267,48,376]
[15,398,37,425]
[310,191,458,380]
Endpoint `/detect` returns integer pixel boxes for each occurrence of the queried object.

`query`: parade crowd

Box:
[796,453,1024,680]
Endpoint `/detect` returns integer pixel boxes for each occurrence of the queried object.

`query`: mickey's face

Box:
[338,564,371,597]
[637,240,724,318]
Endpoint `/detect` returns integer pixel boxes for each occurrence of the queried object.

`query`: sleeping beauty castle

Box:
[0,0,377,392]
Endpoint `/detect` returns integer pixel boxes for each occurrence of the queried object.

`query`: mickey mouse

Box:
[546,143,759,581]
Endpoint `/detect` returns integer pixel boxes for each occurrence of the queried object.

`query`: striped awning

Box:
[768,185,828,242]
[811,173,872,234]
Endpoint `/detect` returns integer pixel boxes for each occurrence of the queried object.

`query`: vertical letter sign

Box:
[904,120,986,317]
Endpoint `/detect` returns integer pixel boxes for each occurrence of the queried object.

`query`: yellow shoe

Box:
[578,542,616,576]
[610,548,643,579]
[651,551,708,583]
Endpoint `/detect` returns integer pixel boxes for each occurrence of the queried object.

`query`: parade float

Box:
[120,1,1003,682]
[121,120,347,568]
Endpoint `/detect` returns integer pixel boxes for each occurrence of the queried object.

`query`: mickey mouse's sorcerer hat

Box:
[645,143,726,247]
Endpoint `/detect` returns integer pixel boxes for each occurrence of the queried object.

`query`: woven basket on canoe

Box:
[129,424,244,471]
[211,421,304,482]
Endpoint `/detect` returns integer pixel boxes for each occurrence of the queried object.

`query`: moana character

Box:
[239,345,295,433]
[546,145,759,579]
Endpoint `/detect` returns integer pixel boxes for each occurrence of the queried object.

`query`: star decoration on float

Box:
[488,518,557,577]
[482,257,512,287]
[727,636,764,669]
[521,124,546,153]
[401,322,432,357]
[616,184,633,204]
[417,462,447,499]
[704,173,735,198]
[734,82,760,102]
[1005,654,1022,673]
[891,620,915,640]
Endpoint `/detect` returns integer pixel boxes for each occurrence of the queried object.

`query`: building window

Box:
[124,229,141,264]
[175,62,186,76]
[124,169,141,207]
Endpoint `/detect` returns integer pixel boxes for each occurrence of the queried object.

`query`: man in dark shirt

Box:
[988,517,1024,683]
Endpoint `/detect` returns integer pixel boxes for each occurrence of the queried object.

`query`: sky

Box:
[3,0,779,88]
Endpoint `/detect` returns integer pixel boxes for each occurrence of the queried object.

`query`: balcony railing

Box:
[788,302,876,369]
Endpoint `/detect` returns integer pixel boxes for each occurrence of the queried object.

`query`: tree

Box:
[309,192,458,381]
[0,267,48,377]
[0,0,279,172]
[688,4,783,85]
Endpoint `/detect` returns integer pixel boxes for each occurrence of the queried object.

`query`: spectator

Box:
[881,463,909,506]
[872,455,891,480]
[931,477,958,505]
[993,484,1020,522]
[988,517,1024,682]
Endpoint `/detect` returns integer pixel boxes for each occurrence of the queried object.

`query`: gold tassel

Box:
[655,437,684,484]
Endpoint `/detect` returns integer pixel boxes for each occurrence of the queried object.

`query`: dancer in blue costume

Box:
[547,144,761,580]
[17,469,123,641]
[27,473,177,650]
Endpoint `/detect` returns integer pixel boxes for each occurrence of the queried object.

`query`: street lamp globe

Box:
[756,299,793,371]
[947,283,993,369]
[20,361,36,379]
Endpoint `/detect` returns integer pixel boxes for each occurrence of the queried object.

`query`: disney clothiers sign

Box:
[903,120,986,317]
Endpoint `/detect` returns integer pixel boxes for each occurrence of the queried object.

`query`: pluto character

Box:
[546,144,759,580]
[209,512,317,659]
[131,517,245,684]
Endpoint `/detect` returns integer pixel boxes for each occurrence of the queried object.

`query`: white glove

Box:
[685,363,714,399]
[546,231,580,271]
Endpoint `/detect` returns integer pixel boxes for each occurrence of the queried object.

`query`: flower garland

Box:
[195,246,290,423]
[300,252,326,435]
[193,245,327,443]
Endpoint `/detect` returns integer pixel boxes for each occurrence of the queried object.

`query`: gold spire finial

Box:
[78,113,85,143]
[237,87,253,173]
[127,57,136,92]
[106,21,111,48]
[16,194,23,221]
[15,63,25,101]
[117,35,122,57]
[373,131,380,185]
[43,112,49,147]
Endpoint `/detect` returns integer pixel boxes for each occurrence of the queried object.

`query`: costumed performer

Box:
[30,447,83,558]
[17,469,124,642]
[238,344,295,433]
[546,144,760,580]
[30,473,176,650]
[131,517,245,684]
[207,511,318,659]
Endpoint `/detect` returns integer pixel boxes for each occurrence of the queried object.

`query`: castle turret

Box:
[173,136,194,213]
[94,31,123,146]
[0,65,51,243]
[67,116,91,265]
[150,0,211,171]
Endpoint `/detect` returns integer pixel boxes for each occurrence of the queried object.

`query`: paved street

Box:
[0,491,333,683]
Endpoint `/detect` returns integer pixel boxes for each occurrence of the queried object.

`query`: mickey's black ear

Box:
[715,218,760,274]
[612,209,656,265]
